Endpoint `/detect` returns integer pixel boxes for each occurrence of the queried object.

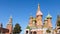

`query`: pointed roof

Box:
[7,15,12,24]
[36,3,43,16]
[46,13,52,19]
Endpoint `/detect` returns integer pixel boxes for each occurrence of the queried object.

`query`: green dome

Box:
[26,26,30,30]
[46,13,52,19]
[44,18,47,20]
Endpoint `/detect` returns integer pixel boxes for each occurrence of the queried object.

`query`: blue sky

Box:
[0,0,60,34]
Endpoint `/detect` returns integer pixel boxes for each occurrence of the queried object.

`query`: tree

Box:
[13,23,22,34]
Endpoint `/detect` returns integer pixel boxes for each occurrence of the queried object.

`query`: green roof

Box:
[26,26,30,29]
[46,13,52,19]
[44,18,47,20]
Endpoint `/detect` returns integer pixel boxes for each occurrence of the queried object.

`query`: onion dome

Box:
[44,18,47,21]
[26,26,30,30]
[36,3,43,16]
[46,13,52,19]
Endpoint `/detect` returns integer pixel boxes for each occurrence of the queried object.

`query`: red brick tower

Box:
[6,16,13,34]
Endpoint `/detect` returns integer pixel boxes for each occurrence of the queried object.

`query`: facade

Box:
[25,4,54,34]
[0,16,13,34]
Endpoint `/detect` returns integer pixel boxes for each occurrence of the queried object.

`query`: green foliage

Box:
[46,29,51,33]
[13,23,22,34]
[26,26,30,30]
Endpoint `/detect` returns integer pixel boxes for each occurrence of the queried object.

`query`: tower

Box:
[36,3,43,28]
[46,13,52,28]
[29,16,33,27]
[43,18,48,28]
[56,15,60,29]
[6,16,13,34]
[55,15,60,34]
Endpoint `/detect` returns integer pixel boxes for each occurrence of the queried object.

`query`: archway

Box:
[26,31,28,34]
[33,31,36,34]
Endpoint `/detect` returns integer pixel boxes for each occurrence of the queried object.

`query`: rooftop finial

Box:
[38,3,40,10]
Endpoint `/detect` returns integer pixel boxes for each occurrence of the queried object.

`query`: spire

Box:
[36,3,43,16]
[7,15,12,24]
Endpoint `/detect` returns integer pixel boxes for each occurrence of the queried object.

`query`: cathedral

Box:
[0,16,13,34]
[25,3,60,34]
[0,3,60,34]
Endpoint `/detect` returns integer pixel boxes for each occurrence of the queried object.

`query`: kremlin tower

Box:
[0,16,13,34]
[6,16,13,34]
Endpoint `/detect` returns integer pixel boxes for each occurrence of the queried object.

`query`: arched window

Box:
[26,31,28,34]
[30,32,32,34]
[33,31,36,34]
